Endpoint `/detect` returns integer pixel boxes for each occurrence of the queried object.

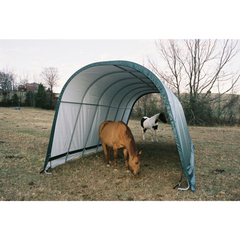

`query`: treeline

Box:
[131,93,240,126]
[0,85,58,109]
[0,67,59,110]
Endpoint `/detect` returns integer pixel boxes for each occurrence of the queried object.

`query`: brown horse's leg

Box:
[107,146,111,163]
[102,143,110,167]
[123,148,130,173]
[113,146,118,171]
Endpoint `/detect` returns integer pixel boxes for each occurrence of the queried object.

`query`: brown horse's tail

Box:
[99,121,107,137]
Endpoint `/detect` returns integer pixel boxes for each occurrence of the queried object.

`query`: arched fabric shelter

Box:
[40,60,195,192]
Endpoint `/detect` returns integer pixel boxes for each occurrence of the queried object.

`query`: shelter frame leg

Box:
[44,169,52,175]
[178,178,190,191]
[173,171,190,191]
[43,161,53,174]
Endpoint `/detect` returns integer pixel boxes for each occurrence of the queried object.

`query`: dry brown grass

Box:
[0,107,240,201]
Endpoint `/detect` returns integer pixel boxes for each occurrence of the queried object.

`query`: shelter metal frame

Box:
[40,60,195,192]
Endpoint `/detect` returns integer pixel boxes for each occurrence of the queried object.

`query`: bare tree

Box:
[148,39,240,125]
[40,67,59,92]
[18,71,31,106]
[18,71,30,86]
[0,68,16,102]
[40,67,59,104]
[148,40,185,100]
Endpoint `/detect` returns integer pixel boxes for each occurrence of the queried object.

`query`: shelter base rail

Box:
[173,171,190,191]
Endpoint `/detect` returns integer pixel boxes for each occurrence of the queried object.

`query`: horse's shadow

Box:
[142,141,181,169]
[113,140,181,174]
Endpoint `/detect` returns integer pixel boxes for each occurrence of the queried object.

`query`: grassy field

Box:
[0,107,240,201]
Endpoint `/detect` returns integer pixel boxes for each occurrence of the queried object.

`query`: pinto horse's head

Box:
[129,151,142,175]
[159,113,167,123]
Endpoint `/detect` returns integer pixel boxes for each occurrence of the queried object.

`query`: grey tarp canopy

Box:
[40,60,195,192]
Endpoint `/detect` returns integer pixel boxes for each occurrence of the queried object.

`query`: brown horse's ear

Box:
[139,150,142,155]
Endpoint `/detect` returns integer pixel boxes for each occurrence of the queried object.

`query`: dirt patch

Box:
[0,107,240,201]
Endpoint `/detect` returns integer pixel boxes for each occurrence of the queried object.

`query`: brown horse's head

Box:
[129,151,142,175]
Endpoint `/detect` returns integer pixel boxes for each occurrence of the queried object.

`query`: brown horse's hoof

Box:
[107,164,110,167]
[126,170,130,173]
[114,169,118,171]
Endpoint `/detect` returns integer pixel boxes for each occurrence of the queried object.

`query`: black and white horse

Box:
[141,113,167,142]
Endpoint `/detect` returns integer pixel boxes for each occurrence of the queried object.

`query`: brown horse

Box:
[99,121,142,175]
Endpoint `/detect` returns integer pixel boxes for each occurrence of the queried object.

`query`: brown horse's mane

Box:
[122,124,137,156]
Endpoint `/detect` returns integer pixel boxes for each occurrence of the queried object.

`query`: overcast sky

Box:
[0,39,157,92]
[1,39,240,94]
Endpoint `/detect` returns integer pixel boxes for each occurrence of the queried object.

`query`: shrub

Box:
[11,93,19,106]
[34,83,47,109]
